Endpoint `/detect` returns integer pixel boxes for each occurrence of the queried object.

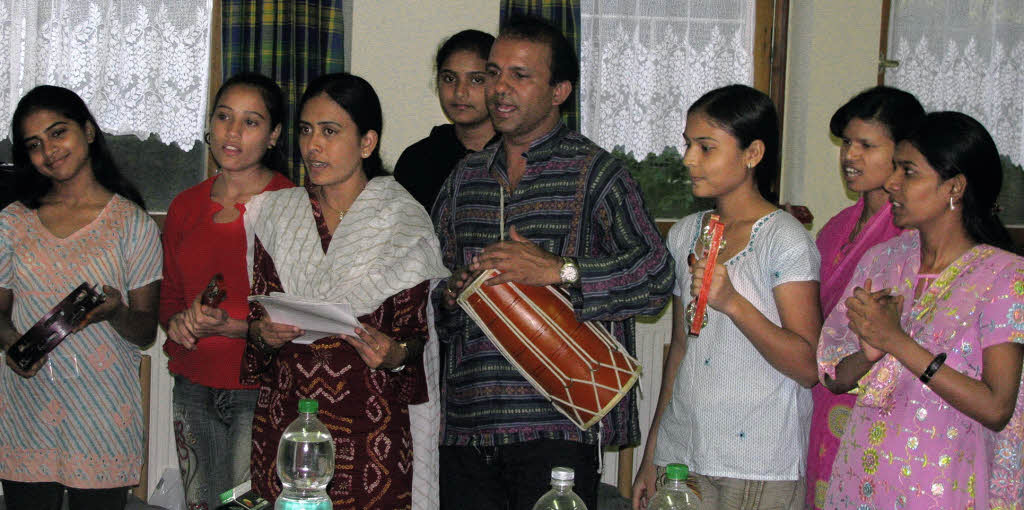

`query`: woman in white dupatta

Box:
[241,73,449,509]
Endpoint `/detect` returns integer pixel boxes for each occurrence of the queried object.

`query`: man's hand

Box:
[441,267,480,310]
[470,226,562,286]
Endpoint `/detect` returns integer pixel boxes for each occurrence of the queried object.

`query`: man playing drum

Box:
[431,16,674,510]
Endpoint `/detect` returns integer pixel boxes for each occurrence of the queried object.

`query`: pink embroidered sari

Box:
[806,197,901,509]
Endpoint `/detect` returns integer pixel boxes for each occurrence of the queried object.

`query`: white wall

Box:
[780,0,884,234]
[349,0,500,169]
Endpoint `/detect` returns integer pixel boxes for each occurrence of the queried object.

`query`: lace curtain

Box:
[0,0,212,148]
[886,0,1024,166]
[579,0,755,157]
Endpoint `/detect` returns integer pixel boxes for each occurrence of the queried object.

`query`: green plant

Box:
[611,146,713,219]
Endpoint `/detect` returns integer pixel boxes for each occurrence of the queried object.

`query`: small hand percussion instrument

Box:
[200,273,227,307]
[6,283,105,371]
[458,269,642,430]
[686,214,726,336]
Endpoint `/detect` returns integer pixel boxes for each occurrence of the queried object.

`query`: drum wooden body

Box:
[458,269,641,430]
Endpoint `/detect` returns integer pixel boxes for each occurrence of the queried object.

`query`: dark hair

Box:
[209,72,286,172]
[688,84,780,200]
[298,73,385,179]
[435,29,495,75]
[901,111,1014,251]
[830,86,925,141]
[499,15,579,108]
[10,85,145,209]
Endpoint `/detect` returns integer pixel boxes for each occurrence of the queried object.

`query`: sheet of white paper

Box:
[249,293,360,345]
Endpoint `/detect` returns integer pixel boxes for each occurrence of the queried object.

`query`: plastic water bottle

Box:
[532,467,588,510]
[275,399,335,510]
[647,463,700,509]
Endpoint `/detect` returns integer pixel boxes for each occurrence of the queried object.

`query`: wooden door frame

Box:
[878,0,892,85]
[753,0,790,202]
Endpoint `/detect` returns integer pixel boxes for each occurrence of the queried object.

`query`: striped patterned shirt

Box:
[432,123,674,447]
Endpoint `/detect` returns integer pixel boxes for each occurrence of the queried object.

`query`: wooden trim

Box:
[753,0,774,95]
[753,0,790,203]
[206,0,223,177]
[618,448,634,498]
[878,0,892,85]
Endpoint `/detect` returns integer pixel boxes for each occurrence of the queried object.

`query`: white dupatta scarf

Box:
[244,176,448,510]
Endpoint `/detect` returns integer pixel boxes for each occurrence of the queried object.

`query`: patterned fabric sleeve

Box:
[372,281,431,406]
[767,216,821,287]
[123,203,163,290]
[817,244,884,382]
[430,170,461,344]
[241,235,284,382]
[571,160,675,321]
[0,210,11,288]
[978,257,1024,349]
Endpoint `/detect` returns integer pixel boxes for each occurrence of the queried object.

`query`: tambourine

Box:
[200,273,226,307]
[686,214,726,336]
[6,283,105,371]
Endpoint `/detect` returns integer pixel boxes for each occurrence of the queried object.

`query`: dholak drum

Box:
[458,269,641,430]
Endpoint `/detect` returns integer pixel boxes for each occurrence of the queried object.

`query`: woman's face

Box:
[682,112,759,199]
[886,141,956,229]
[840,118,896,194]
[20,109,94,183]
[298,93,377,188]
[437,50,490,128]
[209,84,281,173]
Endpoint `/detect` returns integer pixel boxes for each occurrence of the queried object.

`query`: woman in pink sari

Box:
[818,111,1023,509]
[806,86,923,509]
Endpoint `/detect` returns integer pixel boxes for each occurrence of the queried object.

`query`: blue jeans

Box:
[172,375,258,510]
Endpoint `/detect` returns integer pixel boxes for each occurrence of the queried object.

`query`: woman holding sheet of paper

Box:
[240,73,449,509]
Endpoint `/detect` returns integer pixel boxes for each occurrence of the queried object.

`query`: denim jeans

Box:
[172,375,258,510]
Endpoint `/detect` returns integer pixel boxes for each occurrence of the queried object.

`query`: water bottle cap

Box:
[298,399,318,414]
[665,463,689,480]
[550,467,575,481]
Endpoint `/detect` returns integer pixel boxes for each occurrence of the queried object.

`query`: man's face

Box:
[485,37,569,143]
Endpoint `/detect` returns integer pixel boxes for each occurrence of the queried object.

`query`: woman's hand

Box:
[167,293,237,349]
[846,278,905,356]
[340,323,405,370]
[5,352,46,379]
[248,316,302,350]
[74,285,124,331]
[689,258,740,315]
[631,460,658,510]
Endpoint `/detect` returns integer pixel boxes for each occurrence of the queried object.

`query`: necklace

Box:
[317,188,347,221]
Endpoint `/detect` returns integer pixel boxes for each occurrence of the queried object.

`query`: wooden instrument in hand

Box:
[458,269,642,430]
[687,214,726,336]
[200,274,226,307]
[6,283,105,371]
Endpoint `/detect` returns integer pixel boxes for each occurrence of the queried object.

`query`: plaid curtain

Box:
[500,0,581,131]
[222,0,345,183]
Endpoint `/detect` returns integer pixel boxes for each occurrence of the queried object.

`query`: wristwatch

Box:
[389,339,409,373]
[559,257,580,286]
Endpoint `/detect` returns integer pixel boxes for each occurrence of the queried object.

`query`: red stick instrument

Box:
[689,215,725,336]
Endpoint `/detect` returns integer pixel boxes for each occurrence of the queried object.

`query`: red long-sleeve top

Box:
[159,173,293,388]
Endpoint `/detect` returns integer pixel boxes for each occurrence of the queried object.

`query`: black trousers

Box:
[439,439,600,510]
[1,480,127,510]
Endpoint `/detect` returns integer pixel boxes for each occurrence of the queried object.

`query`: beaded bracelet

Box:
[919,352,947,384]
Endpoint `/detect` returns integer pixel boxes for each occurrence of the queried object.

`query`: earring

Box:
[267,143,274,149]
[949,196,955,211]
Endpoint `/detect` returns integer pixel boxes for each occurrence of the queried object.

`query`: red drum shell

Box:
[458,269,641,430]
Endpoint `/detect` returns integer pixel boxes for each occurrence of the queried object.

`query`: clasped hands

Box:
[844,278,906,362]
[441,225,563,310]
